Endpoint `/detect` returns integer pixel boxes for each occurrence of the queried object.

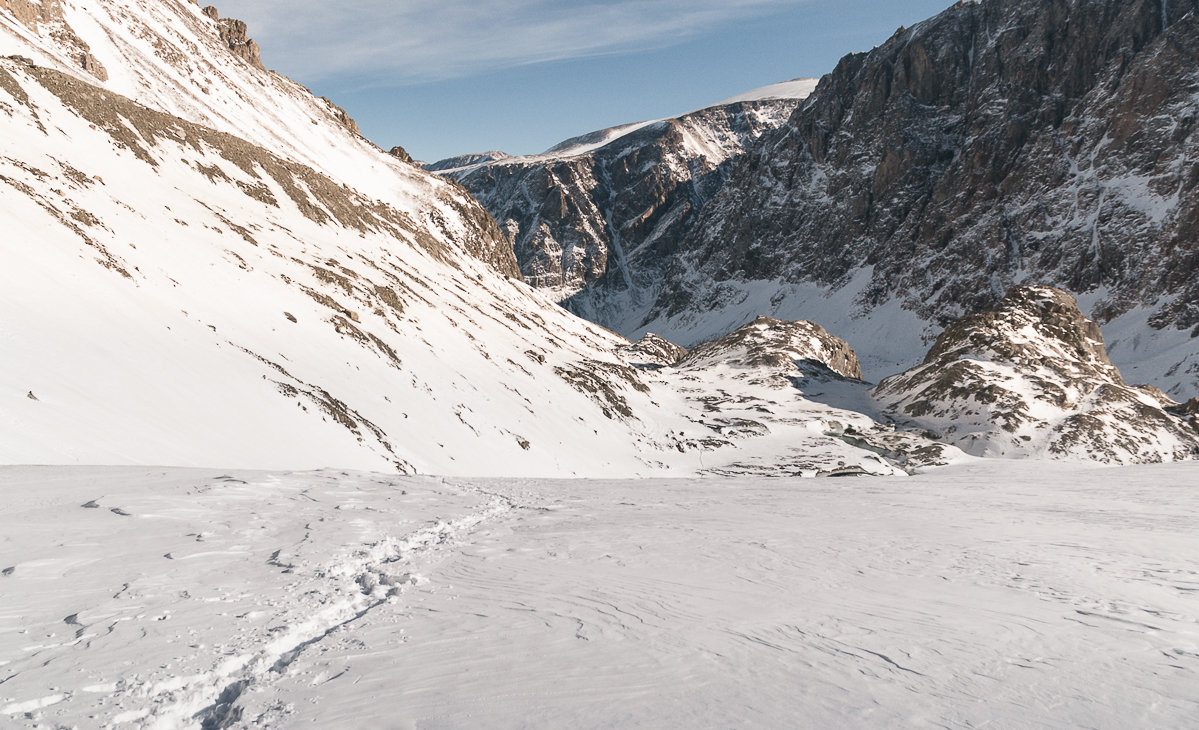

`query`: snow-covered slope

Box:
[421,150,510,175]
[0,1,917,476]
[875,286,1199,463]
[0,56,626,474]
[703,77,820,108]
[4,462,1199,727]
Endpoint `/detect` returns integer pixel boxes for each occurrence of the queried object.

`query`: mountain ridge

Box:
[442,0,1199,401]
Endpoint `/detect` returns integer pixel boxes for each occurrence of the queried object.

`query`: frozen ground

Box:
[2,462,1198,728]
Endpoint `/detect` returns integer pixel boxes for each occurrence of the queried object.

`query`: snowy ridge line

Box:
[128,496,516,729]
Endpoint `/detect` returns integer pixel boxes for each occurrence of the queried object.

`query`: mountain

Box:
[0,1,941,477]
[429,86,814,314]
[444,0,1199,401]
[875,286,1199,463]
[636,0,1199,397]
[2,0,1193,474]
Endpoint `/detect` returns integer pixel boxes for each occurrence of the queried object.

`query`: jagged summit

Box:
[640,0,1199,394]
[875,286,1199,463]
[921,286,1123,382]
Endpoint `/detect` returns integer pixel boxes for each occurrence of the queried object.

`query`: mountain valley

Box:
[2,0,1199,726]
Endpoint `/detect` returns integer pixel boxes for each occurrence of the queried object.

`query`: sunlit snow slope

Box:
[0,1,664,474]
[0,1,936,476]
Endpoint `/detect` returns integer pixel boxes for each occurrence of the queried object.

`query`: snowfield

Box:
[2,462,1198,728]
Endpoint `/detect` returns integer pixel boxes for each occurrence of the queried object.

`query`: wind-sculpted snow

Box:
[875,286,1199,463]
[3,462,1199,727]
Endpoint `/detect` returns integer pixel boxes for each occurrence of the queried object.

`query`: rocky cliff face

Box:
[436,97,806,313]
[631,0,1199,396]
[203,6,263,69]
[874,286,1199,463]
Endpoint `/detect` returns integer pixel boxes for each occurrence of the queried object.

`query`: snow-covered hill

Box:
[701,77,820,109]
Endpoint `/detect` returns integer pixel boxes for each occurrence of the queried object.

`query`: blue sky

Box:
[235,0,955,163]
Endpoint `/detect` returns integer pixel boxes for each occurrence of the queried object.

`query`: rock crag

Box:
[874,286,1199,463]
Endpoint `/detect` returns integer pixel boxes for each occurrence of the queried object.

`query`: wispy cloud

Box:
[234,0,808,84]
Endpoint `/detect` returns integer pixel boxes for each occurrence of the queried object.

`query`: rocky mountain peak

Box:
[875,286,1199,463]
[203,5,263,69]
[434,96,805,305]
[620,333,688,367]
[680,316,863,380]
[560,0,1199,397]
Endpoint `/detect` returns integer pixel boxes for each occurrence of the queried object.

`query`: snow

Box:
[0,51,940,478]
[541,119,668,159]
[702,77,821,109]
[2,462,1198,727]
[534,78,819,160]
[444,78,811,170]
[626,268,935,381]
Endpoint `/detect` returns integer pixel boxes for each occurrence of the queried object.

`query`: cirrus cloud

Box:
[232,0,809,84]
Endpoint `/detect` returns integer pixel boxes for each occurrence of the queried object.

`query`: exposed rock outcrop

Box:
[874,286,1199,463]
[2,0,107,80]
[620,333,687,367]
[680,316,863,380]
[203,6,263,69]
[321,96,361,136]
[80,51,107,82]
[388,145,414,165]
